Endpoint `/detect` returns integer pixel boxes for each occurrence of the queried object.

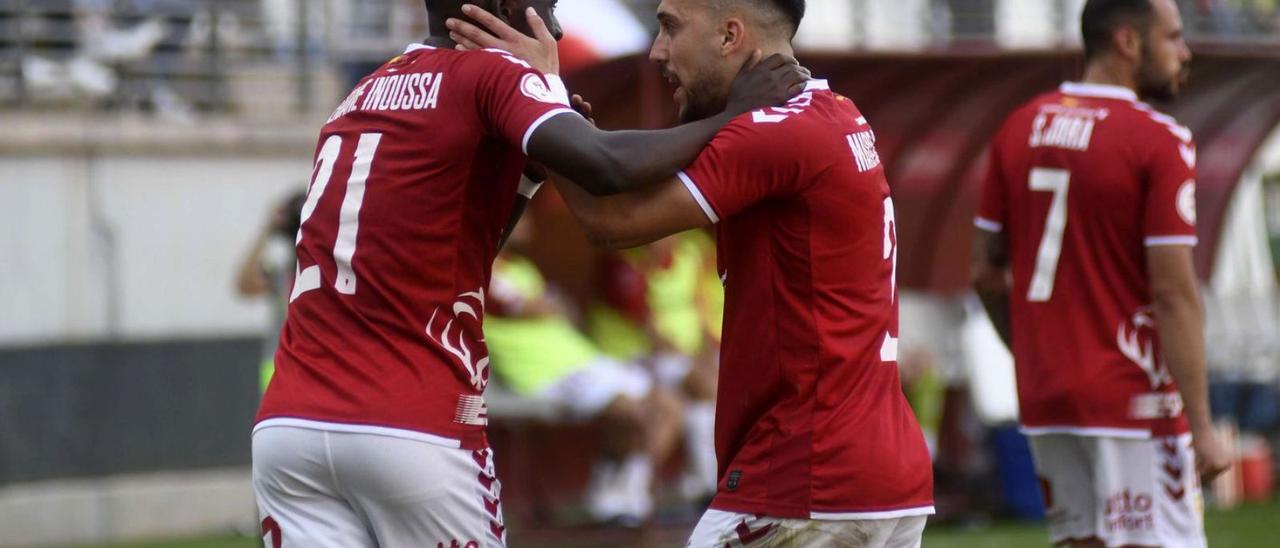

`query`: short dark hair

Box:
[766,0,806,37]
[1081,0,1157,60]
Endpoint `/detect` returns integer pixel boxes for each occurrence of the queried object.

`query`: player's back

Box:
[979,82,1198,437]
[256,45,573,449]
[679,81,934,518]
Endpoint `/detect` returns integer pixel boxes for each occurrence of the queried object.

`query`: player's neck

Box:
[422,19,459,50]
[1081,59,1139,95]
[756,41,796,61]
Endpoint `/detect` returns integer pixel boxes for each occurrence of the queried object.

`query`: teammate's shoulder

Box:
[469,48,538,71]
[1126,102,1195,145]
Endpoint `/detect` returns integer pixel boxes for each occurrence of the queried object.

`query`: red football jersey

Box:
[679,80,935,519]
[977,82,1198,438]
[255,44,575,449]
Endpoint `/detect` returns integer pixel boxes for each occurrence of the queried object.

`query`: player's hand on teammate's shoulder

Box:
[725,52,811,117]
[571,94,594,126]
[448,4,559,75]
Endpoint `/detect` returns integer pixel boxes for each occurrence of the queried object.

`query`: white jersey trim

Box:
[1059,82,1137,102]
[1021,425,1152,439]
[1145,235,1198,247]
[810,505,936,520]
[804,79,830,92]
[521,108,577,155]
[974,217,1003,232]
[678,171,720,224]
[253,417,463,449]
[403,43,437,54]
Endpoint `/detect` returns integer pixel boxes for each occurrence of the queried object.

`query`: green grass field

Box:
[86,499,1277,548]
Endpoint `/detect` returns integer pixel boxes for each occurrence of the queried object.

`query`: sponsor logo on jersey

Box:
[727,470,743,491]
[1105,489,1155,533]
[520,73,559,104]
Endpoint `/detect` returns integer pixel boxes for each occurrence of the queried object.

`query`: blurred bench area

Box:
[0,1,1276,120]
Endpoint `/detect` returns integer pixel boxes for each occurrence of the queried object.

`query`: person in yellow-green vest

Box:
[587,230,722,502]
[486,219,684,526]
[235,190,305,394]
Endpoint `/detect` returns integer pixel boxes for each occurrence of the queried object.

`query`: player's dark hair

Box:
[1081,0,1156,61]
[766,0,806,37]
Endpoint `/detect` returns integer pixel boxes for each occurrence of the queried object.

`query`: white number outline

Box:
[1027,167,1071,302]
[880,197,899,362]
[291,133,383,302]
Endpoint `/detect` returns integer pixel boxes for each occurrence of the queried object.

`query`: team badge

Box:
[520,73,558,104]
[1176,180,1196,225]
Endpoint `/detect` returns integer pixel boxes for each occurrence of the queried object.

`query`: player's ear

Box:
[720,17,747,57]
[493,0,518,23]
[1113,24,1143,63]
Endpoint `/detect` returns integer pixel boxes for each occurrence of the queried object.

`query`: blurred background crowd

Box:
[1,1,1279,546]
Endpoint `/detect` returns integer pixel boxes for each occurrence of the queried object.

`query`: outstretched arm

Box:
[448,5,808,196]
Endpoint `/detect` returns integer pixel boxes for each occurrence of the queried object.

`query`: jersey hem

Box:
[253,417,468,449]
[677,171,720,224]
[1020,425,1152,439]
[809,505,937,520]
[1144,235,1198,247]
[521,108,578,155]
[709,497,936,520]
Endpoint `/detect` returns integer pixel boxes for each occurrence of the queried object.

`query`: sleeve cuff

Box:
[1145,235,1198,247]
[677,171,720,224]
[521,108,578,155]
[974,217,1003,232]
[517,175,543,199]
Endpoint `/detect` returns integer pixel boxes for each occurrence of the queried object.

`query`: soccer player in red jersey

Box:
[450,1,936,545]
[972,1,1231,546]
[249,0,808,545]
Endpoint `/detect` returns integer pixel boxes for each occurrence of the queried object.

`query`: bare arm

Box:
[971,228,1013,348]
[1147,244,1230,480]
[235,230,271,297]
[552,174,712,250]
[448,6,808,196]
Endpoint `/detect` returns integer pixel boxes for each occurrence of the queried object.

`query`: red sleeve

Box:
[976,129,1009,233]
[473,50,576,154]
[1143,131,1198,247]
[677,118,811,222]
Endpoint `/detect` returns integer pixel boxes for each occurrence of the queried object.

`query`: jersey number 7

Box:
[291,133,384,302]
[1027,167,1070,302]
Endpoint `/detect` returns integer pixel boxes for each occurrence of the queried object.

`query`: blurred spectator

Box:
[587,230,721,502]
[235,190,305,393]
[486,218,684,526]
[553,0,650,75]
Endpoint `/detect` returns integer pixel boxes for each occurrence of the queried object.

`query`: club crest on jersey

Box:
[426,289,492,395]
[1177,180,1196,225]
[1116,309,1172,389]
[520,73,559,104]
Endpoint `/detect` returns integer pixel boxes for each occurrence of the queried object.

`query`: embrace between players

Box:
[251,0,1229,547]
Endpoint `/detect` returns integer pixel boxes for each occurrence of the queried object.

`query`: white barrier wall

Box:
[0,152,309,344]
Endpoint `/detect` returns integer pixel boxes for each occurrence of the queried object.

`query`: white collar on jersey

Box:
[404,43,437,54]
[1059,81,1137,102]
[805,79,830,92]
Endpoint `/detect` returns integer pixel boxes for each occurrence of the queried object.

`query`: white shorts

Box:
[252,424,505,548]
[686,509,926,548]
[538,357,652,419]
[1028,433,1205,548]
